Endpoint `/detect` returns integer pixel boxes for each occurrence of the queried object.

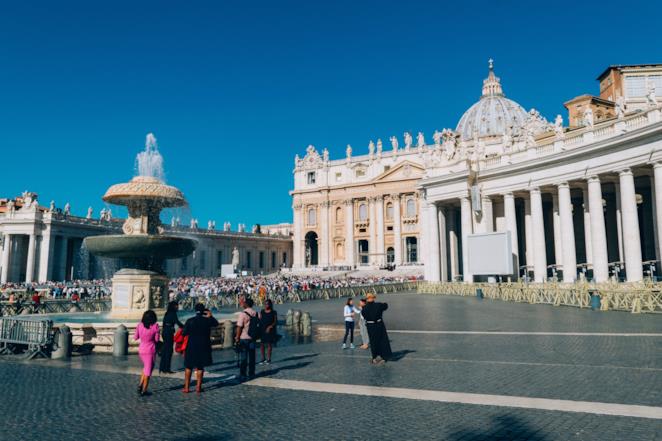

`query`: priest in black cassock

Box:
[361,293,392,364]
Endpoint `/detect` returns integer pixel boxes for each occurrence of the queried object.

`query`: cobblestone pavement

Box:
[1,292,661,441]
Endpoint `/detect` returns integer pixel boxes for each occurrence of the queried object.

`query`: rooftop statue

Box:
[616,96,626,119]
[433,130,442,146]
[322,148,329,162]
[346,144,352,162]
[583,107,594,128]
[646,81,657,108]
[554,115,564,139]
[368,140,375,157]
[404,132,413,151]
[416,132,425,148]
[49,200,55,212]
[87,206,93,219]
[64,203,71,216]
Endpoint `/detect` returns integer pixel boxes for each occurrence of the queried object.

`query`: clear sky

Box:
[1,0,660,226]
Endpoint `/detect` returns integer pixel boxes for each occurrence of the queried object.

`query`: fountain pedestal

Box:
[109,269,169,319]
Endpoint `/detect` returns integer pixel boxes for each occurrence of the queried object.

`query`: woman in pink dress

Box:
[133,310,160,396]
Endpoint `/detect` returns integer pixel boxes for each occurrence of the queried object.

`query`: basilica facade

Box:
[292,62,662,284]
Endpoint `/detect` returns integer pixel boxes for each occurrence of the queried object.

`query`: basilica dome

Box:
[456,61,529,141]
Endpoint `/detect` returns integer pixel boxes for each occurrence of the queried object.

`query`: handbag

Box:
[156,340,164,355]
[173,329,189,353]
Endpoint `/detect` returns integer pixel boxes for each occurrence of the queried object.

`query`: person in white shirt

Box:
[342,298,356,349]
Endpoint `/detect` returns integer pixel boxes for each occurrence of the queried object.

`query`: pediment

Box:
[373,161,424,183]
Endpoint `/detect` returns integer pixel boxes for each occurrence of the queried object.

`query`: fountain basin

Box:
[84,235,197,260]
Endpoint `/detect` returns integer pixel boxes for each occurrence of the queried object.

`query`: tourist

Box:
[342,298,356,349]
[361,293,392,364]
[182,304,219,393]
[356,298,369,350]
[160,301,184,374]
[235,296,257,380]
[134,310,160,396]
[259,299,277,365]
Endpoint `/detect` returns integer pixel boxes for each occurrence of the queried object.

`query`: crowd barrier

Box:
[0,299,111,316]
[417,281,662,313]
[0,317,54,359]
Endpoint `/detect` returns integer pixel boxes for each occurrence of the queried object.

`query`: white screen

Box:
[467,231,514,275]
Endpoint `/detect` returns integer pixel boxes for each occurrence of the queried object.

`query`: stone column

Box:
[38,231,53,282]
[654,163,662,272]
[614,182,624,263]
[582,188,593,266]
[368,197,376,265]
[424,202,441,282]
[1,234,10,284]
[292,204,303,268]
[438,206,448,282]
[587,176,609,282]
[448,207,459,281]
[392,194,402,266]
[503,192,519,276]
[58,236,69,281]
[460,196,473,283]
[482,195,494,233]
[25,234,37,283]
[344,199,355,267]
[524,197,533,273]
[619,169,643,282]
[552,192,563,269]
[558,183,577,282]
[376,196,385,266]
[530,187,547,282]
[648,173,660,268]
[319,202,330,268]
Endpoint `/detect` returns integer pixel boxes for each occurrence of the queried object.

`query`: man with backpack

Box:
[235,296,259,381]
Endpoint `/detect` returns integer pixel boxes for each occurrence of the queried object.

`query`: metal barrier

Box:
[418,281,662,313]
[0,317,54,359]
[0,299,111,316]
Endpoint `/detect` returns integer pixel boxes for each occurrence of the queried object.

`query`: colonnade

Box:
[424,165,660,283]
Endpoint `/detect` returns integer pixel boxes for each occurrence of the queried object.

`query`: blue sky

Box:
[0,0,660,225]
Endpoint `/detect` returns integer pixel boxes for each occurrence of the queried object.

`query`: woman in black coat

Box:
[160,301,184,374]
[182,304,219,393]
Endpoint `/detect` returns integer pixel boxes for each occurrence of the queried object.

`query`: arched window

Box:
[307,207,316,225]
[406,198,416,217]
[358,203,368,221]
[385,203,393,220]
[335,206,343,223]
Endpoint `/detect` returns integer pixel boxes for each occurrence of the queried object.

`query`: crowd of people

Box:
[1,274,415,304]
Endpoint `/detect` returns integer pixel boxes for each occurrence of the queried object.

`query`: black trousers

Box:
[343,321,355,344]
[159,328,175,372]
[239,339,256,377]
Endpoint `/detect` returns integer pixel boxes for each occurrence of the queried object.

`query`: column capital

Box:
[293,203,303,210]
[618,168,634,177]
[651,161,662,170]
[502,191,515,199]
[389,193,401,201]
[586,175,601,184]
[529,186,541,195]
[557,181,570,189]
[320,200,331,208]
[375,194,384,202]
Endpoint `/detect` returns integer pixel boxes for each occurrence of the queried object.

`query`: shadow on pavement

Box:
[389,349,416,361]
[449,415,548,441]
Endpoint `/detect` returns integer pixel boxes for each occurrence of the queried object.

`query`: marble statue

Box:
[208,220,214,230]
[294,154,300,168]
[376,139,383,157]
[87,206,93,219]
[416,132,425,148]
[64,202,71,215]
[7,200,15,214]
[433,130,442,146]
[646,81,657,108]
[49,200,55,212]
[616,96,626,119]
[390,136,399,151]
[502,125,512,149]
[322,148,329,162]
[224,221,231,232]
[232,246,240,269]
[583,107,594,128]
[442,129,456,159]
[554,115,564,139]
[171,217,176,227]
[404,132,413,150]
[346,144,352,162]
[238,223,245,232]
[368,140,375,157]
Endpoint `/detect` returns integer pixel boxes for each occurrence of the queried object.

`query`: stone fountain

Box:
[84,134,196,318]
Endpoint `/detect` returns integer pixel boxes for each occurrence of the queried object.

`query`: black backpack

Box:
[244,311,261,340]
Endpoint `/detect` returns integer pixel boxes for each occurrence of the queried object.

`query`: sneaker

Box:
[258,360,267,365]
[265,360,271,365]
[342,343,347,349]
[350,343,355,349]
